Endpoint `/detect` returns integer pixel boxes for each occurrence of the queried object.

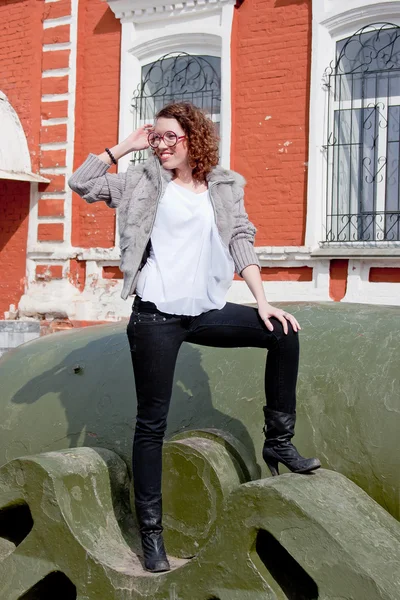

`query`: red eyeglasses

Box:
[148,130,186,148]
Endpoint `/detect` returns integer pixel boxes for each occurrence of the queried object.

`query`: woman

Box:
[68,101,320,574]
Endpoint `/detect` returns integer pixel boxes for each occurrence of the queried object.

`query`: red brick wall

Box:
[72,1,121,249]
[0,0,45,317]
[369,268,400,283]
[260,266,313,281]
[231,0,311,246]
[329,259,348,301]
[0,181,30,318]
[0,0,44,173]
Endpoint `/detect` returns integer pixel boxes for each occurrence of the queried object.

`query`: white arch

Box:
[132,32,221,62]
[0,92,48,183]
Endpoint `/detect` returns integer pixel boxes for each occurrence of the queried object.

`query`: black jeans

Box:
[126,296,299,504]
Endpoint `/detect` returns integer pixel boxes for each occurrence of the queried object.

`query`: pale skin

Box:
[98,118,301,335]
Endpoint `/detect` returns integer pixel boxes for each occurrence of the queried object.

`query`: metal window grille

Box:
[323,23,400,242]
[130,52,221,164]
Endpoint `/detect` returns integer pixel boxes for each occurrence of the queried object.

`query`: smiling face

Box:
[152,117,190,172]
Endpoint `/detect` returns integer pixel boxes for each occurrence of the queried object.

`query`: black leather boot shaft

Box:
[262,407,321,475]
[263,406,296,446]
[135,497,170,572]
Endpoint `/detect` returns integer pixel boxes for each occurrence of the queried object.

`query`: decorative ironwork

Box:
[325,211,400,243]
[323,23,400,242]
[130,52,221,163]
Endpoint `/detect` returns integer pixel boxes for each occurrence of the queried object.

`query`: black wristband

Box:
[105,147,117,165]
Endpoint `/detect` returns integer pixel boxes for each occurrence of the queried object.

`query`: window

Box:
[324,23,400,242]
[130,52,221,163]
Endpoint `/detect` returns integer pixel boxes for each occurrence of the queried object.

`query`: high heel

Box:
[264,455,280,477]
[135,497,170,573]
[262,407,321,475]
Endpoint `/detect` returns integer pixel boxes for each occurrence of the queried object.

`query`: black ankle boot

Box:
[262,407,321,476]
[135,497,170,573]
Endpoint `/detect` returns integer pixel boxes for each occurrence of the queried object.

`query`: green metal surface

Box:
[0,302,399,597]
[0,448,399,599]
[0,302,398,519]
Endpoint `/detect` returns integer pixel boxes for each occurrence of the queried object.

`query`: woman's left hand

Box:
[257,302,301,334]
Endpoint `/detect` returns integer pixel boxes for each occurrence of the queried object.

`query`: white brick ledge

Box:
[42,118,69,126]
[36,218,65,224]
[42,68,70,78]
[42,94,69,102]
[43,43,72,52]
[106,0,235,22]
[38,192,66,199]
[40,142,68,150]
[257,245,400,260]
[43,16,72,29]
[25,245,400,262]
[40,167,68,174]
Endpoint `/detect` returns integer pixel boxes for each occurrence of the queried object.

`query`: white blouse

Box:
[135,180,234,316]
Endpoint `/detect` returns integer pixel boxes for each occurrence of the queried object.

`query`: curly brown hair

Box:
[155,101,220,183]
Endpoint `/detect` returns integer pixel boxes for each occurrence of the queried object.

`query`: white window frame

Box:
[106,0,235,246]
[121,37,223,169]
[106,1,235,174]
[306,0,400,252]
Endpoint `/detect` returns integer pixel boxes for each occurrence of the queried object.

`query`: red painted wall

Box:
[0,181,30,318]
[0,0,45,317]
[329,259,348,302]
[0,0,44,172]
[369,268,400,283]
[72,1,121,249]
[231,0,311,246]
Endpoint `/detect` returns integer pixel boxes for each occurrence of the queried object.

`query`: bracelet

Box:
[105,147,117,165]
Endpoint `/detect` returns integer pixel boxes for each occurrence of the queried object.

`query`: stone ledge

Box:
[0,321,40,333]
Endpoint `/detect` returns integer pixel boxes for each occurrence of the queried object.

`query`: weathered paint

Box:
[0,448,399,598]
[0,302,398,520]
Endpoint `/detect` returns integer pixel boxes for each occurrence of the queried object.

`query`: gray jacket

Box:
[68,153,260,300]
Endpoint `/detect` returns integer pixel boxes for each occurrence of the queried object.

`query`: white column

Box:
[220,2,234,169]
[118,21,141,175]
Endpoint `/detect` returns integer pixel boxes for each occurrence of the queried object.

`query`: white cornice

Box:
[131,32,221,59]
[105,0,235,23]
[320,2,400,36]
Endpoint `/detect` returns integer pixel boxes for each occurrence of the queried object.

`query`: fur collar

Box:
[140,151,246,187]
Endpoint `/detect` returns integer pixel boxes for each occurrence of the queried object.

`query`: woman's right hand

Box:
[122,124,154,153]
[97,124,154,166]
